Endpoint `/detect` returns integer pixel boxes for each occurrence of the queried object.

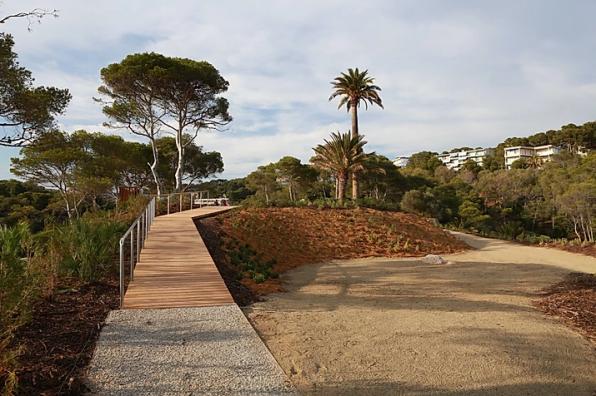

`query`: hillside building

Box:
[437,148,494,171]
[504,145,561,169]
[393,156,410,168]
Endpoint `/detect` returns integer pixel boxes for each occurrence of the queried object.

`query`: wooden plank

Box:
[122,206,235,309]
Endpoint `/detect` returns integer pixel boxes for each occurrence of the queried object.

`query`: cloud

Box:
[1,0,596,180]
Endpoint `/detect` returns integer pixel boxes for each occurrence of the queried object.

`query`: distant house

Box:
[393,156,410,168]
[437,148,494,171]
[504,145,561,169]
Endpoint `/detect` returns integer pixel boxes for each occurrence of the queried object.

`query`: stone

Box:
[422,254,447,265]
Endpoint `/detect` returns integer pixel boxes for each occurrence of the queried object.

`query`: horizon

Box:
[1,0,595,179]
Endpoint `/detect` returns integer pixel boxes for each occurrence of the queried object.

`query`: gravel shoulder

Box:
[245,233,596,395]
[86,305,294,395]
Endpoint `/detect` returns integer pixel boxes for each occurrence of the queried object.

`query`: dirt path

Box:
[245,233,596,395]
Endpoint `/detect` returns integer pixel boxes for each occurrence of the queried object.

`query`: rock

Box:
[422,254,447,265]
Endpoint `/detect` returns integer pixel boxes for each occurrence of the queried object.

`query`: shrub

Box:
[496,220,524,240]
[0,223,36,395]
[355,197,400,211]
[41,216,126,283]
[226,240,277,283]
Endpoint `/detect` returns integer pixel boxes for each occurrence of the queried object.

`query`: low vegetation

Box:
[199,207,467,297]
[0,201,139,395]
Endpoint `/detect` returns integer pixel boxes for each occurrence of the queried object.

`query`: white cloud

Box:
[1,0,596,180]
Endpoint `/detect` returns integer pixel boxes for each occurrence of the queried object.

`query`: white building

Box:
[504,145,561,169]
[437,148,495,171]
[393,156,410,168]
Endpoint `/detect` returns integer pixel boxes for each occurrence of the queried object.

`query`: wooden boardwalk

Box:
[123,207,235,309]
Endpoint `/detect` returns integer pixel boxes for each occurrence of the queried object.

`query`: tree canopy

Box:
[0,34,70,146]
[98,53,231,192]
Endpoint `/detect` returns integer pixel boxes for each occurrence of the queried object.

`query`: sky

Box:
[1,0,596,180]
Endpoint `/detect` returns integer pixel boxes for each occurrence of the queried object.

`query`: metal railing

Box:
[155,191,229,216]
[118,191,230,307]
[118,197,155,307]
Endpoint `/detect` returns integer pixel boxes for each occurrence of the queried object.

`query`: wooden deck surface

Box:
[123,207,235,309]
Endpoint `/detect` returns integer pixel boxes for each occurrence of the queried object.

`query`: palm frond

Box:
[328,68,384,110]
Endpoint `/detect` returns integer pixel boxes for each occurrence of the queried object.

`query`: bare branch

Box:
[0,8,59,31]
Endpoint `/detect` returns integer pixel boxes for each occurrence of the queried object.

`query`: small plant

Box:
[225,239,277,284]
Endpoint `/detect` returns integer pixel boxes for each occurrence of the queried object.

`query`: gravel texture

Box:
[86,304,295,395]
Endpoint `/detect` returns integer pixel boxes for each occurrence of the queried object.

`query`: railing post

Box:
[190,192,193,210]
[130,230,134,280]
[180,194,183,212]
[141,210,145,248]
[119,239,124,307]
[167,195,170,215]
[136,220,140,263]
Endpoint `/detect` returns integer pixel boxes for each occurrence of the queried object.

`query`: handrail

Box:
[118,191,230,308]
[153,191,229,216]
[118,197,155,307]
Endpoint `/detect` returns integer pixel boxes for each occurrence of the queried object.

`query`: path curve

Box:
[246,233,596,395]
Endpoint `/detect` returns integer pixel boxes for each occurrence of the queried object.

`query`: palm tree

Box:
[311,132,367,205]
[329,68,383,199]
[527,154,543,169]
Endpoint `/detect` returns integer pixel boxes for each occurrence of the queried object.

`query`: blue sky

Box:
[1,0,596,179]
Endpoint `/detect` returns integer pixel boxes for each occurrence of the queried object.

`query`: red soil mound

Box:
[201,207,468,297]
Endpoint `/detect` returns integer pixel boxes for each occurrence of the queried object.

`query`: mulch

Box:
[11,278,119,395]
[548,243,596,258]
[196,207,468,299]
[533,273,596,344]
[195,217,260,306]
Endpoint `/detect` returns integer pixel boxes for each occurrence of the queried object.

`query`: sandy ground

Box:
[244,233,596,395]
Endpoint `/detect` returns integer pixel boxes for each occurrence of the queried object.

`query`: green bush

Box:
[226,241,277,283]
[41,216,126,283]
[0,223,36,395]
[355,197,400,211]
[495,220,524,240]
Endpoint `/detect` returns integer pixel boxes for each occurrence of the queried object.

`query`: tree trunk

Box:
[337,172,347,205]
[350,100,359,200]
[149,138,161,196]
[62,191,72,220]
[572,217,581,241]
[174,128,184,192]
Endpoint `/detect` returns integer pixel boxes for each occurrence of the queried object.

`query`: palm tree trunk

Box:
[350,102,359,199]
[335,177,339,199]
[338,172,347,205]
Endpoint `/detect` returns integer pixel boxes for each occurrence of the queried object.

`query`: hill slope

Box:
[198,207,468,299]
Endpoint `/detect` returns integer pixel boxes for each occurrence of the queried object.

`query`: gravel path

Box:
[86,305,294,395]
[246,234,596,395]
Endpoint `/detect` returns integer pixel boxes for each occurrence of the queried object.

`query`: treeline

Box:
[204,146,595,244]
[440,122,595,170]
[7,130,223,221]
[490,122,594,170]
